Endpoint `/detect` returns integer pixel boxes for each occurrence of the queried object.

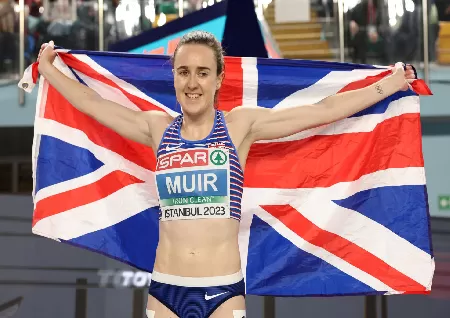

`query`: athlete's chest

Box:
[155,145,234,221]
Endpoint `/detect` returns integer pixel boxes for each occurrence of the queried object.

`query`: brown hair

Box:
[171,31,225,108]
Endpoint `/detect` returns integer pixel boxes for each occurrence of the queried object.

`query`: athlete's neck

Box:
[181,107,216,141]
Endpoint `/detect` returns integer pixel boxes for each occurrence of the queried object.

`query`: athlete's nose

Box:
[187,74,198,90]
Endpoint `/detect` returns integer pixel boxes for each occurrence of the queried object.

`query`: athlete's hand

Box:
[37,41,57,74]
[404,64,416,81]
[391,62,414,91]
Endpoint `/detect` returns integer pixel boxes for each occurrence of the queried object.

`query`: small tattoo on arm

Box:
[375,84,383,94]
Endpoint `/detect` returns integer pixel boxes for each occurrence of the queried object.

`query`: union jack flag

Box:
[19,50,435,296]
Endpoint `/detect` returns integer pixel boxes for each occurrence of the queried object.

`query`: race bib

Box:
[155,148,230,221]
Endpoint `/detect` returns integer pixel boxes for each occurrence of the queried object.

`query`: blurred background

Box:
[0,0,449,317]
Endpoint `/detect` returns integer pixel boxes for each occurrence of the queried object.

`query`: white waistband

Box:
[151,270,243,287]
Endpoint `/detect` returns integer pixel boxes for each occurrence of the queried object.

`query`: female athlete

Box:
[37,31,416,318]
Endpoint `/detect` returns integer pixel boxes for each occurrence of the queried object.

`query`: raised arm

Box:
[244,63,412,142]
[37,42,168,148]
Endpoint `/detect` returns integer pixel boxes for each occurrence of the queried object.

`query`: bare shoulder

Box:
[222,105,265,146]
[224,105,265,125]
[222,106,268,168]
[140,110,174,150]
[142,110,174,125]
[224,105,270,135]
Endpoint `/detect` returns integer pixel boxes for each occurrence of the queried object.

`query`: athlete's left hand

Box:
[391,63,416,91]
[404,64,417,81]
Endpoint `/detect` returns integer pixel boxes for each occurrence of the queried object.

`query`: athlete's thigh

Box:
[146,294,179,318]
[210,295,246,318]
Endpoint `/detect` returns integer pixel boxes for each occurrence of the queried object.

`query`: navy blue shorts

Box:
[148,271,245,318]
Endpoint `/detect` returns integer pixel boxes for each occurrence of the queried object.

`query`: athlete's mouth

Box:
[185,93,202,100]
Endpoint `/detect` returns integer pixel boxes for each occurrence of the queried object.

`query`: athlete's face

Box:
[173,44,224,116]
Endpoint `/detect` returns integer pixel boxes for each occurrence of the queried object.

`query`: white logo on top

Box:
[165,143,183,152]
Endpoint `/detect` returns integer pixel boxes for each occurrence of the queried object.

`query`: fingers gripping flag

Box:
[20,50,435,296]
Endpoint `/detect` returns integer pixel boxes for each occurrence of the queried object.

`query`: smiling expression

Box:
[173,44,224,116]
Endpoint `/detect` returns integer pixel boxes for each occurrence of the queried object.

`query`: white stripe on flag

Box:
[34,165,114,203]
[273,68,387,109]
[242,167,434,290]
[256,95,420,143]
[32,182,159,240]
[74,70,142,112]
[36,76,48,120]
[238,189,255,288]
[328,167,427,199]
[242,57,258,106]
[32,78,49,204]
[300,199,433,289]
[320,168,433,289]
[251,205,396,292]
[71,54,180,117]
[34,118,155,185]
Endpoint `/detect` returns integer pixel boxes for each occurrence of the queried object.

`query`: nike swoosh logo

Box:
[165,144,183,152]
[205,291,228,300]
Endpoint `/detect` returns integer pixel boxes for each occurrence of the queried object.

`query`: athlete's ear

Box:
[217,72,225,90]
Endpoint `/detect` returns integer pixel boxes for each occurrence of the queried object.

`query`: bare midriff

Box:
[153,218,241,277]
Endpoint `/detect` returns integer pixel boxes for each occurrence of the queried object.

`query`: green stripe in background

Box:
[161,196,228,207]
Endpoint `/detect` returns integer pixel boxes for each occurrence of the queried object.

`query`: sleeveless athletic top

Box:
[155,110,244,222]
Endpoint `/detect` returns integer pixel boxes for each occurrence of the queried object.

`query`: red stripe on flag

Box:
[337,70,392,93]
[261,205,427,292]
[337,70,432,95]
[58,53,163,112]
[218,57,243,112]
[33,170,144,227]
[244,114,423,188]
[410,79,433,95]
[32,62,39,84]
[44,85,156,170]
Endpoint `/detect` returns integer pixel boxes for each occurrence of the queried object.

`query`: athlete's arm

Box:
[242,63,411,142]
[38,42,167,147]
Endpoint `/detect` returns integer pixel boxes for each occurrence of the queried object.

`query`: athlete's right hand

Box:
[37,41,57,73]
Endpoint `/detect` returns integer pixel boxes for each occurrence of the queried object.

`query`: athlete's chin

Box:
[185,96,205,104]
[181,101,210,116]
